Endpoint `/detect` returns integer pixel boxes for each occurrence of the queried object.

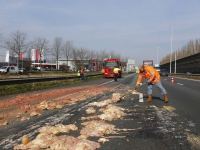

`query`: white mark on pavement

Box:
[99,80,114,86]
[177,83,184,85]
[139,93,143,102]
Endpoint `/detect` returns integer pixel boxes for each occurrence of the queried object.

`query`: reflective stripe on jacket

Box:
[113,68,120,74]
[136,66,160,86]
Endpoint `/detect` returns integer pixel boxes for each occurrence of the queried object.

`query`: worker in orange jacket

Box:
[80,69,86,81]
[135,65,168,103]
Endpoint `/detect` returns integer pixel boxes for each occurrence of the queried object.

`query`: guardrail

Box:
[0,74,102,86]
[170,73,200,76]
[169,73,200,80]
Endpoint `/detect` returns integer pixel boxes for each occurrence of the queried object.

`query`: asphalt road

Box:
[0,73,200,150]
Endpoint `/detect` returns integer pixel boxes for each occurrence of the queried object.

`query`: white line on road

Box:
[99,73,135,86]
[177,83,184,85]
[99,80,114,86]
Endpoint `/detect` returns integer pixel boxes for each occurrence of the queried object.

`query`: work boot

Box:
[146,95,153,102]
[163,94,169,103]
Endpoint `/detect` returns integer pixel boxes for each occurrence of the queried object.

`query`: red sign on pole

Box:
[36,49,39,61]
[20,52,23,60]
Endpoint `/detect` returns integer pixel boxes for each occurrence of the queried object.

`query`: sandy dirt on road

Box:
[0,85,111,127]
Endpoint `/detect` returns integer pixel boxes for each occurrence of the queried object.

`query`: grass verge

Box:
[0,75,102,96]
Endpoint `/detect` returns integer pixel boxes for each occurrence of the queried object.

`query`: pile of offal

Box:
[13,90,138,150]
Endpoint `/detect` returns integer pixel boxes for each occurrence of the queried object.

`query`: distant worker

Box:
[113,67,120,82]
[80,68,86,81]
[101,68,105,77]
[135,65,169,103]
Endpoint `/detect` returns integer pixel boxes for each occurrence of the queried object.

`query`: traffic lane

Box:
[128,77,200,149]
[84,73,136,87]
[167,76,200,93]
[131,75,200,133]
[160,77,200,134]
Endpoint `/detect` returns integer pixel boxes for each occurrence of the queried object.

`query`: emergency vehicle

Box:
[103,58,122,78]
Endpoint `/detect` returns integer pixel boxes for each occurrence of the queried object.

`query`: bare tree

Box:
[71,47,79,70]
[51,37,63,70]
[32,37,49,59]
[99,50,108,68]
[120,56,128,70]
[115,53,121,59]
[94,51,101,70]
[77,47,88,69]
[109,50,115,58]
[195,39,199,53]
[3,30,29,67]
[31,37,49,68]
[160,37,200,65]
[63,40,73,71]
[87,50,95,71]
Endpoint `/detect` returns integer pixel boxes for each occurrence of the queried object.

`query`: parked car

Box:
[0,66,19,74]
[19,68,30,75]
[160,69,168,77]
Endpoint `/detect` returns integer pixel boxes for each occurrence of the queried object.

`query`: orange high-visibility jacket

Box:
[136,65,160,86]
[80,69,84,75]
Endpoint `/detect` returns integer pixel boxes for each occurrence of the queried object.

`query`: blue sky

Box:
[0,0,200,65]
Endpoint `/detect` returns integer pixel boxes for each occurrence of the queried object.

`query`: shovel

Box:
[119,82,147,101]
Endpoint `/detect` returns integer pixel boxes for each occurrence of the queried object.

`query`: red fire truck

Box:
[103,58,122,78]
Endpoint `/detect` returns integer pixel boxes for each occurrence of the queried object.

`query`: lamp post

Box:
[151,54,154,60]
[175,52,176,73]
[156,47,159,64]
[170,27,175,73]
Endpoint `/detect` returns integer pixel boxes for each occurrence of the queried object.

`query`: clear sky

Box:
[0,0,200,66]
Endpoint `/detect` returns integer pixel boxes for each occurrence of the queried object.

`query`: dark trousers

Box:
[114,73,118,81]
[81,74,86,81]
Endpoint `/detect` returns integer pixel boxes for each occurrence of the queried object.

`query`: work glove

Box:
[147,80,151,83]
[134,86,139,90]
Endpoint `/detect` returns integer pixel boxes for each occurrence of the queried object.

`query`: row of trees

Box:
[160,38,200,65]
[0,30,128,70]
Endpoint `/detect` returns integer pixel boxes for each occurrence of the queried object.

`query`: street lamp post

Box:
[156,47,159,64]
[175,52,176,73]
[170,27,175,74]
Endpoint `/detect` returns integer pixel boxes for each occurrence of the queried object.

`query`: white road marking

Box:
[99,73,135,86]
[139,93,143,102]
[99,80,114,86]
[177,83,184,85]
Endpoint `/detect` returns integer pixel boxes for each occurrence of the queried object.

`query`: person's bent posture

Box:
[135,65,169,103]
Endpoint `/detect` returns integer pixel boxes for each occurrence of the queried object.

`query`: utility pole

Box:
[170,27,175,74]
[175,52,176,73]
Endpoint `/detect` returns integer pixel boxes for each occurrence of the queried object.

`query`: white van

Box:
[0,66,19,74]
